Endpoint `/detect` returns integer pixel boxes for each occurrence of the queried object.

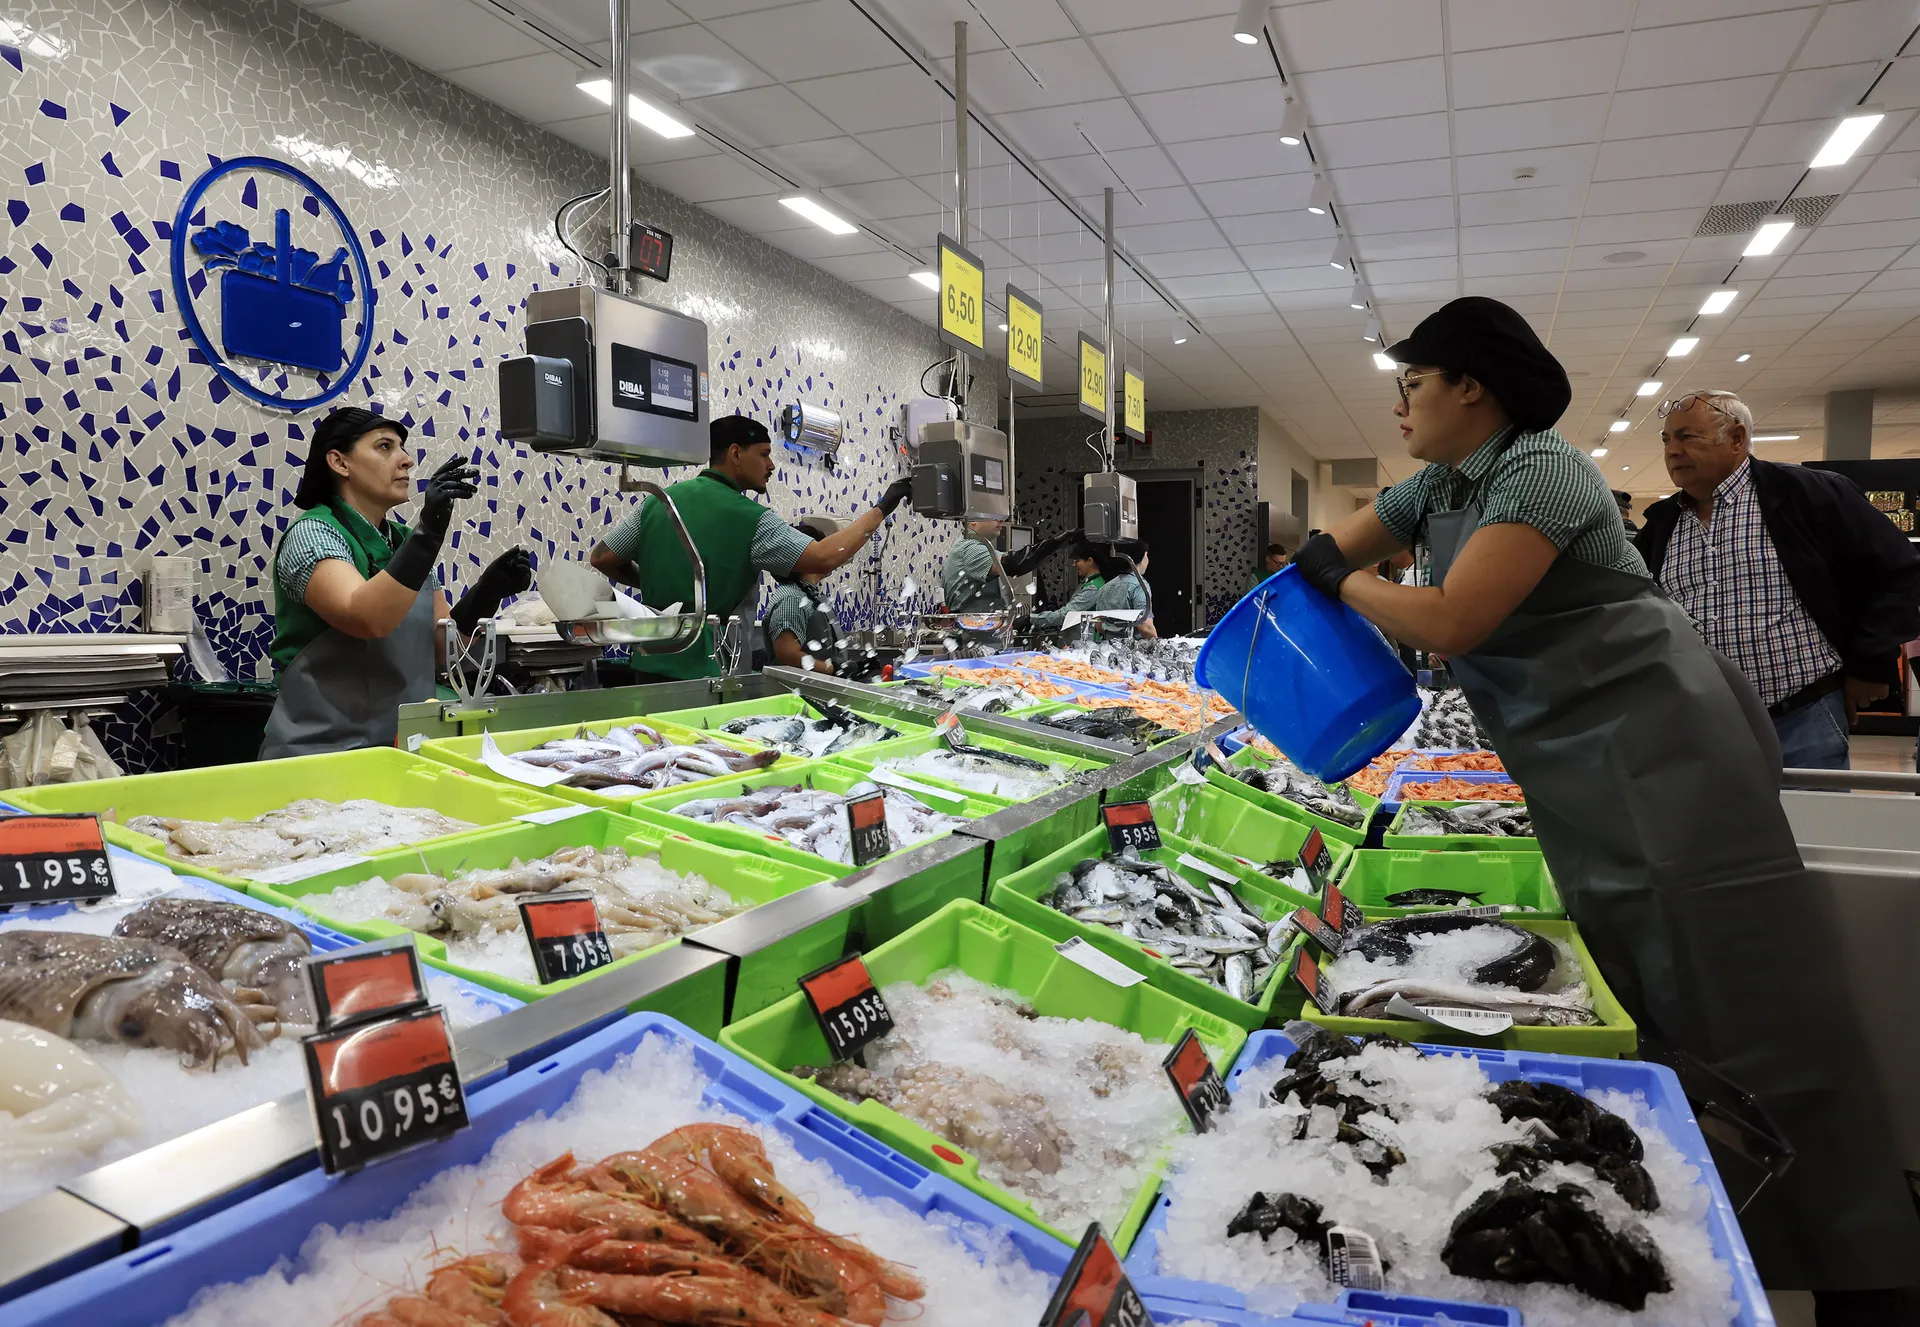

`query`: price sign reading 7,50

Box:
[937,233,985,355]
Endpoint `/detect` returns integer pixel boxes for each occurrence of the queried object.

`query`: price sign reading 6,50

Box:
[303,1004,467,1174]
[937,233,985,355]
[799,953,895,1062]
[0,814,116,907]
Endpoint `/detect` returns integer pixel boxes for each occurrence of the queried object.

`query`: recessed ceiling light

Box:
[1609,420,1630,433]
[1637,380,1662,396]
[1810,108,1883,168]
[1743,218,1794,256]
[1372,352,1395,371]
[909,270,940,290]
[779,196,858,235]
[1752,433,1801,442]
[1603,250,1646,264]
[1592,447,1609,458]
[1232,0,1265,44]
[1735,353,1751,363]
[1622,466,1630,472]
[578,77,695,138]
[1699,290,1738,316]
[1668,336,1698,357]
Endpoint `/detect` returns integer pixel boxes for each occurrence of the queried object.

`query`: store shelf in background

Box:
[1381,801,1543,855]
[1204,747,1377,849]
[1332,850,1562,918]
[3,748,576,891]
[1125,1029,1765,1327]
[0,1012,1077,1327]
[722,900,1247,1255]
[830,729,1112,807]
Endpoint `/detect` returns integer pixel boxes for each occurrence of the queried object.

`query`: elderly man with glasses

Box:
[1638,390,1920,770]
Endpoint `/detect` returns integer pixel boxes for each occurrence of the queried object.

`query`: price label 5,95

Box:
[303,1005,467,1174]
[800,953,895,1062]
[1101,801,1162,854]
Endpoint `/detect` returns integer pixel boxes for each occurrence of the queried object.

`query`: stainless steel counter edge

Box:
[0,1190,132,1305]
[681,882,865,956]
[830,833,988,905]
[951,779,1105,842]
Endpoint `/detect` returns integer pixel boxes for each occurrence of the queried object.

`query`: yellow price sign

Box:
[936,233,984,354]
[1123,369,1145,440]
[1006,283,1043,391]
[1078,334,1106,421]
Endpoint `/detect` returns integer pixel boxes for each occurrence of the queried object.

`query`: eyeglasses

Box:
[1394,370,1443,407]
[1656,391,1739,421]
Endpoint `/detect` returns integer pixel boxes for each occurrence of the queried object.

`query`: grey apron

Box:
[259,583,439,759]
[1427,498,1920,1290]
[797,590,847,675]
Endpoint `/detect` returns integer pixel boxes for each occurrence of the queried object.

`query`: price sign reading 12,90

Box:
[1006,283,1045,391]
[1078,333,1107,422]
[937,233,985,355]
[800,953,895,1062]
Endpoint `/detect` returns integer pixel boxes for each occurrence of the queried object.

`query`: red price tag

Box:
[0,813,116,905]
[844,789,892,867]
[1038,1224,1154,1327]
[1297,828,1333,888]
[303,1005,466,1174]
[307,939,428,1031]
[1102,801,1162,853]
[518,893,616,984]
[1290,905,1345,957]
[1162,1028,1230,1133]
[800,954,895,1062]
[1292,946,1339,1014]
[1321,880,1364,942]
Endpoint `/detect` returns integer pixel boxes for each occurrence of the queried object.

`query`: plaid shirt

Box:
[1659,458,1841,707]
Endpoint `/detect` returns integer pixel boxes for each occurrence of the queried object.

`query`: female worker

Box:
[1291,297,1918,1323]
[262,407,532,758]
[1091,539,1156,639]
[1029,539,1105,634]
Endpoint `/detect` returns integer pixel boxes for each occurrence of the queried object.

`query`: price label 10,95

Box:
[303,1005,467,1174]
[800,953,895,1062]
[0,814,116,906]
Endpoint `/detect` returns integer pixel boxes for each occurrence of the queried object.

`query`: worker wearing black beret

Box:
[1294,296,1920,1305]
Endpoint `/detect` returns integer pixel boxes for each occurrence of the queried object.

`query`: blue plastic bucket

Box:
[1196,566,1419,783]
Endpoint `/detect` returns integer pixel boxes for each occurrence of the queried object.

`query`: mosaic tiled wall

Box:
[0,0,994,769]
[1014,407,1261,626]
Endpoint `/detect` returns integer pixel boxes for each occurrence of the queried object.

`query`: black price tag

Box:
[1038,1223,1154,1327]
[0,814,116,906]
[1296,828,1334,890]
[305,937,429,1032]
[1102,801,1162,853]
[518,892,616,984]
[1289,905,1345,957]
[843,789,892,868]
[1162,1027,1230,1133]
[303,1004,467,1174]
[1321,880,1364,942]
[1292,946,1340,1015]
[800,953,895,1062]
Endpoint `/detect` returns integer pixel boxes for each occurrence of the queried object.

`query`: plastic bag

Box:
[0,712,123,787]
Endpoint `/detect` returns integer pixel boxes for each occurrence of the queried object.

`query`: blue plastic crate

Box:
[2,1012,1077,1327]
[895,656,1136,703]
[1379,767,1520,816]
[1126,1030,1767,1327]
[1142,1301,1311,1327]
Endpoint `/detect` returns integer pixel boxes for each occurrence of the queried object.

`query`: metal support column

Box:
[608,0,633,294]
[952,20,969,420]
[1103,186,1115,469]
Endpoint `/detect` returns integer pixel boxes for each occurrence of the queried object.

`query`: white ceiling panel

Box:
[1164,133,1305,184]
[317,0,542,71]
[1448,0,1636,52]
[449,52,602,125]
[1291,57,1450,124]
[998,98,1155,158]
[513,0,689,43]
[1453,144,1598,195]
[1193,174,1313,218]
[626,22,770,98]
[1344,195,1460,234]
[770,136,895,187]
[791,64,951,135]
[636,152,774,203]
[704,1,903,82]
[1452,96,1611,156]
[958,40,1121,114]
[1795,0,1917,69]
[1451,35,1629,109]
[1604,76,1776,140]
[682,84,841,147]
[1457,185,1584,227]
[1618,9,1814,89]
[1331,157,1456,206]
[1132,79,1290,144]
[1274,0,1445,69]
[1091,17,1270,96]
[1307,113,1451,169]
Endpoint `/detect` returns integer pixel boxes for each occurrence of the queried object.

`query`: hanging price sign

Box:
[1123,369,1146,441]
[305,937,429,1031]
[843,789,892,868]
[937,233,985,354]
[303,1004,467,1174]
[1162,1027,1230,1133]
[1006,283,1044,391]
[800,953,895,1062]
[1078,333,1107,421]
[1289,905,1345,957]
[1101,801,1162,854]
[1038,1223,1154,1327]
[518,892,616,984]
[0,814,116,906]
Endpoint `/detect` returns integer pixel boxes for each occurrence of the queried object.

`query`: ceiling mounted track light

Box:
[1329,237,1352,271]
[1307,175,1333,215]
[1363,316,1381,344]
[1278,98,1306,146]
[1232,0,1267,45]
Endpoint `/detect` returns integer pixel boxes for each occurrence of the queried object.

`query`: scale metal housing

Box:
[1082,471,1138,540]
[911,420,1011,522]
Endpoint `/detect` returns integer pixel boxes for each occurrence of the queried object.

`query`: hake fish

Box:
[1338,977,1601,1026]
[669,780,968,865]
[1398,802,1535,838]
[1226,758,1369,828]
[719,696,903,758]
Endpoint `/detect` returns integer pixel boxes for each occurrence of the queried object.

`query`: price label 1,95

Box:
[800,953,895,1062]
[1101,801,1162,854]
[518,892,616,985]
[303,1004,467,1174]
[1162,1027,1230,1134]
[1038,1223,1154,1327]
[0,814,116,907]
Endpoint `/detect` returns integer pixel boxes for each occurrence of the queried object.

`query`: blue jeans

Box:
[1773,688,1850,771]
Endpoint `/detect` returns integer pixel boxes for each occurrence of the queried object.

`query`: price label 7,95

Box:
[303,1005,467,1174]
[800,953,895,1062]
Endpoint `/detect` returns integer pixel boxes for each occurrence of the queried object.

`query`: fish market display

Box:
[124,799,477,878]
[795,974,1187,1234]
[310,845,744,983]
[1397,778,1525,804]
[1014,656,1135,689]
[1030,705,1179,745]
[1224,754,1370,828]
[1396,803,1535,839]
[873,743,1075,801]
[1088,693,1235,733]
[670,780,970,865]
[926,665,1075,699]
[0,1018,141,1165]
[1044,852,1291,1003]
[1342,748,1409,799]
[1406,750,1505,772]
[164,1034,1060,1327]
[1383,888,1488,908]
[1400,687,1494,749]
[894,678,1058,711]
[502,722,780,793]
[113,896,315,1030]
[1151,1029,1734,1326]
[1324,914,1599,1026]
[719,696,903,757]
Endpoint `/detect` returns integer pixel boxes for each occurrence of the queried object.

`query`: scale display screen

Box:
[970,452,1005,495]
[609,343,698,422]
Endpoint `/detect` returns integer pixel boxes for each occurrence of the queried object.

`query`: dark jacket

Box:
[1636,456,1920,689]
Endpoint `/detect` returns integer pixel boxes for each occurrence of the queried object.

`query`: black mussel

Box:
[1284,1027,1362,1070]
[1443,1179,1671,1310]
[1227,1191,1331,1246]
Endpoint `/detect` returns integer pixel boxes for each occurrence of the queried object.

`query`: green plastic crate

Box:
[244,808,840,1013]
[1333,849,1563,919]
[720,900,1247,1254]
[979,793,1105,886]
[647,693,931,758]
[415,715,792,812]
[1298,917,1637,1057]
[1148,779,1354,886]
[992,826,1311,1031]
[1202,746,1375,847]
[1382,800,1544,854]
[5,747,574,890]
[830,730,1111,807]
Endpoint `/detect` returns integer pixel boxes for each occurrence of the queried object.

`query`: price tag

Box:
[1175,852,1239,886]
[1038,1223,1154,1327]
[305,937,429,1031]
[800,953,895,1062]
[868,767,968,805]
[518,892,616,984]
[0,814,116,906]
[1078,333,1107,422]
[842,789,892,868]
[1320,879,1364,942]
[1006,283,1044,391]
[934,709,968,748]
[1162,1028,1229,1133]
[303,1004,467,1174]
[937,232,985,354]
[514,804,595,825]
[1291,946,1339,1015]
[1289,905,1345,957]
[1055,936,1146,988]
[1457,903,1504,919]
[1102,801,1162,854]
[1122,369,1146,442]
[1297,828,1334,890]
[252,852,374,886]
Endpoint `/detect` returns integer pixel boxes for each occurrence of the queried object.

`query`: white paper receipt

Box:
[1054,937,1146,987]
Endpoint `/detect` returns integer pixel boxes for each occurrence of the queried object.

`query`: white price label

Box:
[1382,995,1513,1035]
[1176,852,1240,885]
[253,853,372,885]
[868,768,969,805]
[514,805,596,825]
[1054,937,1146,987]
[406,733,425,753]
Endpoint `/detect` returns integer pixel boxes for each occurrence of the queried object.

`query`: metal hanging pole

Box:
[952,20,969,420]
[608,0,633,294]
[1103,185,1115,471]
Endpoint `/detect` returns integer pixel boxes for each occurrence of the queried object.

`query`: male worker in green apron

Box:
[591,415,911,679]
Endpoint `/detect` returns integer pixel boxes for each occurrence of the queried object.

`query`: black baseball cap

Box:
[710,413,772,459]
[294,407,408,509]
[1385,296,1572,431]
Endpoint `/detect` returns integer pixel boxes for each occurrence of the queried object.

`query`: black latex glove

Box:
[450,547,534,634]
[1292,532,1355,602]
[414,454,480,541]
[878,476,915,516]
[1011,612,1034,635]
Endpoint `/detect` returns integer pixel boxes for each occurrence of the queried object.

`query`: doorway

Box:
[1126,470,1199,635]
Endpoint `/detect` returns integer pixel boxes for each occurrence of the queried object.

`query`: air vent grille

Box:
[1695,195,1839,237]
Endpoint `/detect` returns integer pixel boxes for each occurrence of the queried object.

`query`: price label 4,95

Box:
[0,814,116,906]
[303,1004,467,1174]
[1101,801,1162,854]
[842,789,892,869]
[1038,1223,1154,1327]
[800,953,895,1062]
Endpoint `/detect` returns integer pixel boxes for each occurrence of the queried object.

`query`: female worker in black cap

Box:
[261,407,532,758]
[1291,297,1919,1322]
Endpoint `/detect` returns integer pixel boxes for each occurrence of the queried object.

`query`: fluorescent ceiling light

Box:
[1278,98,1306,146]
[1307,175,1332,215]
[1699,290,1738,316]
[578,77,695,138]
[1743,218,1794,257]
[1609,420,1630,433]
[1372,352,1395,371]
[1592,447,1609,458]
[909,270,940,290]
[1735,353,1752,363]
[1232,0,1266,45]
[1637,380,1662,396]
[1809,109,1883,168]
[1668,337,1698,357]
[779,196,857,235]
[1753,434,1801,442]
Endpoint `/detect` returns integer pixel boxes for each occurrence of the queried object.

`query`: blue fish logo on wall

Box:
[169,155,377,410]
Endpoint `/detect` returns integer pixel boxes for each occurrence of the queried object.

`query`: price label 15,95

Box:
[800,953,895,1062]
[0,814,116,907]
[1038,1223,1154,1327]
[303,1004,467,1174]
[1101,801,1162,854]
[519,892,616,985]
